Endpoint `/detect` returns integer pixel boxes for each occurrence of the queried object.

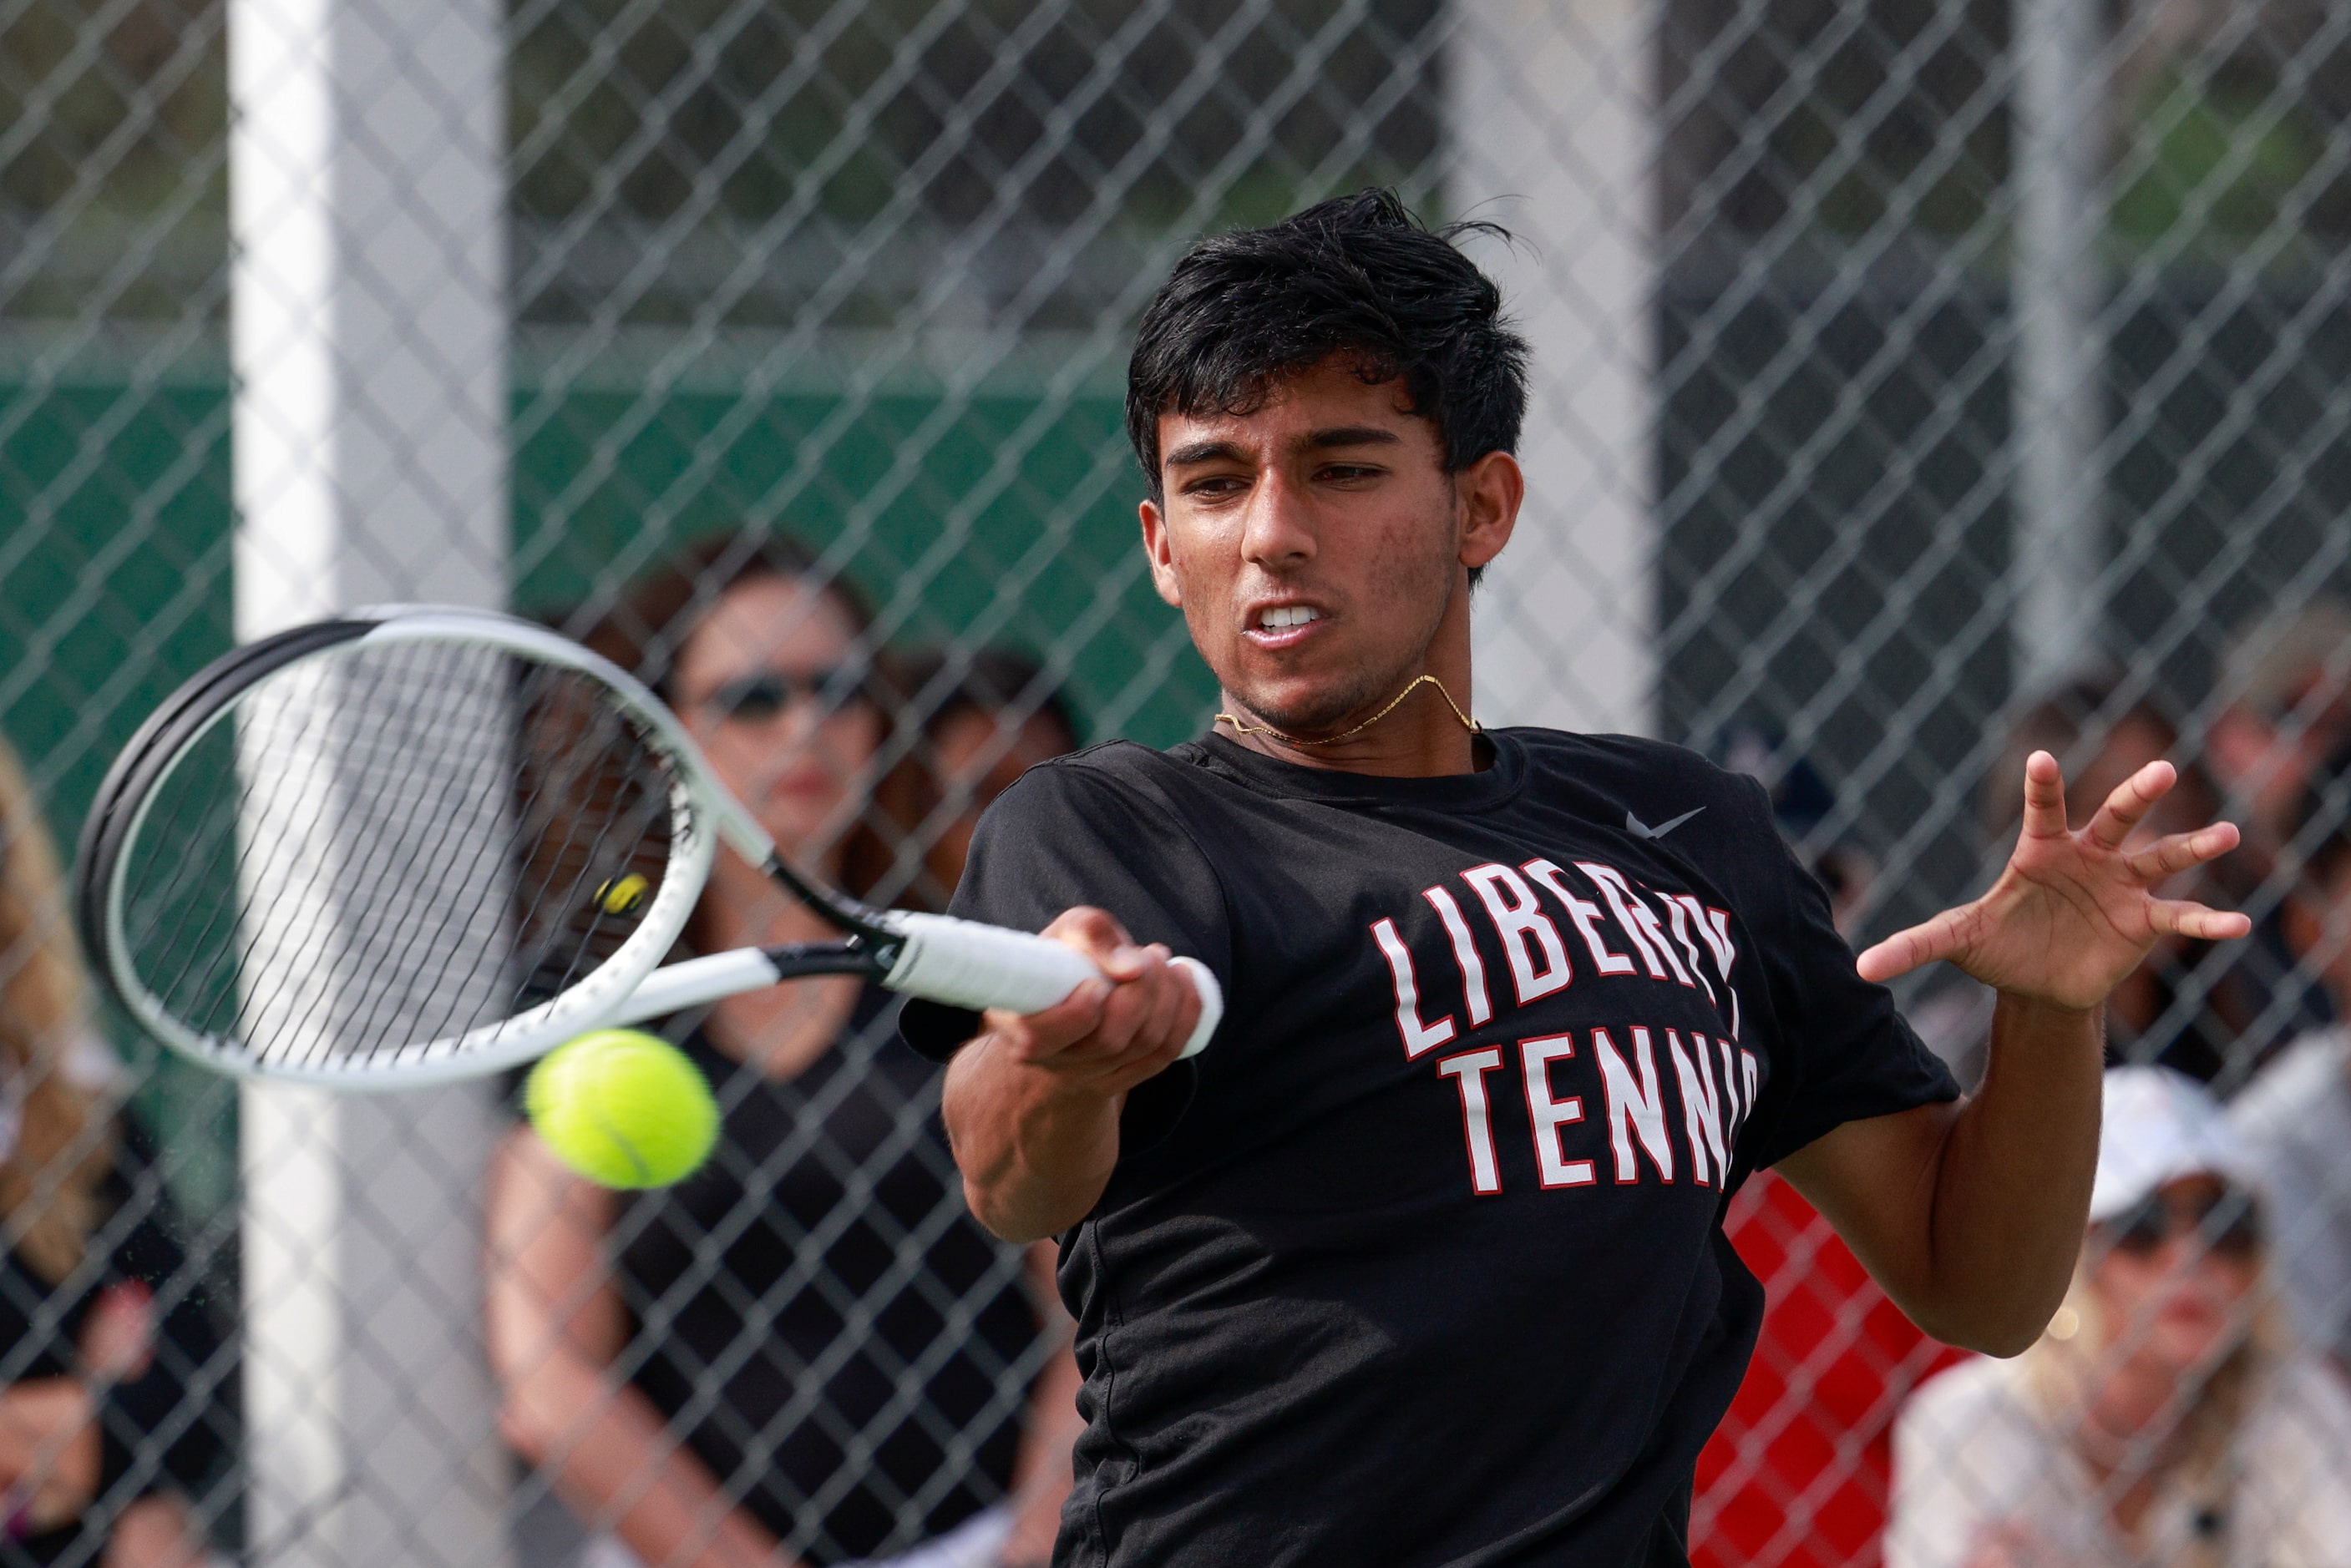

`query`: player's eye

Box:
[1183,474,1248,499]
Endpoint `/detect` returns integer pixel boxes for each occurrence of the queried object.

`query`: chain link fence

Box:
[7,0,2351,1562]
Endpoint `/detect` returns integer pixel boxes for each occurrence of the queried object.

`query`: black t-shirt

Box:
[600,990,1041,1565]
[901,730,1957,1568]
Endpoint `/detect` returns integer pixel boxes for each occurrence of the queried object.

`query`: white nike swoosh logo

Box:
[1625,807,1705,840]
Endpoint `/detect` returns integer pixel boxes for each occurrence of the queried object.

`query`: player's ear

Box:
[1455,450,1522,572]
[1139,498,1183,608]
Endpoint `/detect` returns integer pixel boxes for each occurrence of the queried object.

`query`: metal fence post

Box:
[2013,0,2105,690]
[1449,0,1660,738]
[227,0,513,1550]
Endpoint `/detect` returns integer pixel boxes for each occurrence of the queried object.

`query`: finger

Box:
[2017,751,2070,841]
[985,979,1111,1063]
[2085,758,2176,851]
[2123,821,2241,882]
[2148,900,2253,942]
[1087,948,1171,1054]
[1040,906,1137,971]
[1856,905,1978,984]
[1117,943,1174,1044]
[1131,945,1194,1060]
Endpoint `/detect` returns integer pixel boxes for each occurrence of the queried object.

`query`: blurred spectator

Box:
[1696,731,1956,1568]
[2203,600,2351,1044]
[2207,599,2351,867]
[1888,1068,2351,1567]
[1913,679,2248,1087]
[892,648,1082,908]
[2228,733,2351,1372]
[0,740,228,1568]
[489,534,1073,1568]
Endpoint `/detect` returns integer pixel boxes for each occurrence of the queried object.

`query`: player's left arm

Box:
[1777,750,2249,1357]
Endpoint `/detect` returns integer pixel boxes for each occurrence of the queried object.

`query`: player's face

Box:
[674,574,882,864]
[1139,357,1518,741]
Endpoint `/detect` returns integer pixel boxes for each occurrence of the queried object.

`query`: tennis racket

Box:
[73,605,1220,1087]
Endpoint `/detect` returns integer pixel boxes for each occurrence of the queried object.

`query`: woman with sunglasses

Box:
[486,534,1072,1568]
[1887,1066,2351,1567]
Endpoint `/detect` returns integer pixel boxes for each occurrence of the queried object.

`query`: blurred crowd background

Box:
[10,0,2351,1563]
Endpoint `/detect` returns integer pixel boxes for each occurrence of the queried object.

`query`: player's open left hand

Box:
[980,906,1201,1097]
[1855,750,2252,1010]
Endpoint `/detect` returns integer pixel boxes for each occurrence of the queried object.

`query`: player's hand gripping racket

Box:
[73,606,1220,1087]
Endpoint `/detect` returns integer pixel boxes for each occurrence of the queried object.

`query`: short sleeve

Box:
[897,754,1233,1067]
[1737,779,1960,1170]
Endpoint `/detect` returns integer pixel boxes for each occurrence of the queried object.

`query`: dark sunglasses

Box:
[2105,1186,2262,1262]
[700,668,861,724]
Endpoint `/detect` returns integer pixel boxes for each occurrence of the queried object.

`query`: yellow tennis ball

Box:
[526,1029,718,1189]
[595,873,651,917]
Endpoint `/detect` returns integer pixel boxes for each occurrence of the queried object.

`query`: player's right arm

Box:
[942,906,1203,1242]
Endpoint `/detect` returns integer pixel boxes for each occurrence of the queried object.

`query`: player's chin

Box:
[1229,685,1362,739]
[1219,652,1355,721]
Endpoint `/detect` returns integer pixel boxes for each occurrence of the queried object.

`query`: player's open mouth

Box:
[1244,604,1325,649]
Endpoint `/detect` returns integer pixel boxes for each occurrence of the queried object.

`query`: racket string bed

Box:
[235,655,407,1065]
[357,640,532,1053]
[113,637,680,1071]
[312,641,505,1059]
[236,645,489,1066]
[511,657,679,1000]
[159,681,351,1060]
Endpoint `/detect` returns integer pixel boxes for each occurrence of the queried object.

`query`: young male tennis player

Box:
[899,190,2252,1565]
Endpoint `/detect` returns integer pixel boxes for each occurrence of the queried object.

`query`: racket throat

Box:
[757,853,899,944]
[604,941,888,1030]
[773,935,900,979]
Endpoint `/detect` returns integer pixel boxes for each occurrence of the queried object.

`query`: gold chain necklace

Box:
[1215,673,1480,748]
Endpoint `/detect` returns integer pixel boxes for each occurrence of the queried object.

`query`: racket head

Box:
[76,608,744,1086]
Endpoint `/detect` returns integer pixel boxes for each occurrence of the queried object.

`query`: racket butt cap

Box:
[1170,957,1219,1059]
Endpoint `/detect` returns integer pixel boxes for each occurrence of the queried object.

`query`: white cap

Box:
[2090,1065,2262,1222]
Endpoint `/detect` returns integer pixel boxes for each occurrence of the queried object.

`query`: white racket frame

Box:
[95,607,1218,1087]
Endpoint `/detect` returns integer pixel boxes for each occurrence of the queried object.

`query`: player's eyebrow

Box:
[1163,426,1403,472]
[1300,425,1401,452]
[1163,438,1249,469]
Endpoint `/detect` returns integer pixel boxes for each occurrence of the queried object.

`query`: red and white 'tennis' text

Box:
[1371,857,1756,1197]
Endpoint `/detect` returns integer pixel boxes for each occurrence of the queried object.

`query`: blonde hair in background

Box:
[0,739,111,1283]
[2024,1244,2291,1568]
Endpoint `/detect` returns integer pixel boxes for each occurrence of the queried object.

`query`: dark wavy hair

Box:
[1125,189,1529,581]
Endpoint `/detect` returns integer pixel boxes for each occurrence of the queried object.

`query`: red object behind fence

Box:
[1695,1173,1967,1568]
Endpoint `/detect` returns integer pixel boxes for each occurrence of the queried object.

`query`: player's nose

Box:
[1239,470,1318,569]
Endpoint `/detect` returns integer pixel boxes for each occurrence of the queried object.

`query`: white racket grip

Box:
[884,913,1222,1058]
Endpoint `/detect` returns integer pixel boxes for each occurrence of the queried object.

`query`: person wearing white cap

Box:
[1887,1066,2351,1568]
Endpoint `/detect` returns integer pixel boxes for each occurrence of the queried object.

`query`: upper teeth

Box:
[1262,606,1321,629]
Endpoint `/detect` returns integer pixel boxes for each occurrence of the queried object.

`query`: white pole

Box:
[228,0,510,1550]
[2013,0,2104,690]
[1447,0,1659,737]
